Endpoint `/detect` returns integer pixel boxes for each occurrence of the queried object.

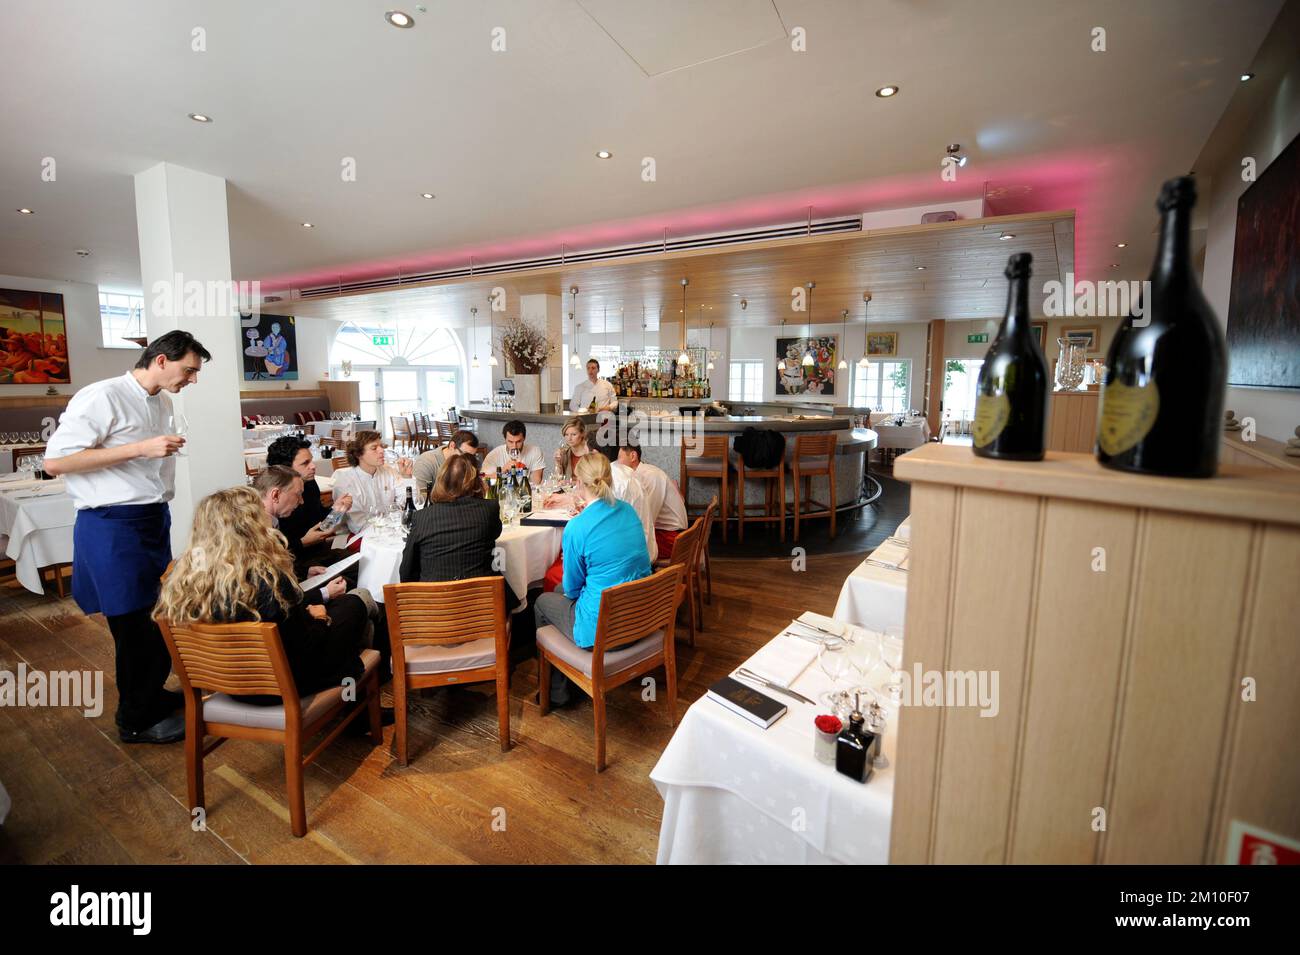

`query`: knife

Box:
[734,668,816,705]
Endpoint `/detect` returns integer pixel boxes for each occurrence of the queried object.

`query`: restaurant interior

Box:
[1,0,1297,874]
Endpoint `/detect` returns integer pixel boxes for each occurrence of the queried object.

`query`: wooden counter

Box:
[890,443,1300,864]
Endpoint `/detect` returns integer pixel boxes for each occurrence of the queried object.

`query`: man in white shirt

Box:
[618,443,689,558]
[331,429,416,534]
[43,330,211,745]
[481,419,545,484]
[412,428,479,494]
[610,458,658,563]
[569,359,616,412]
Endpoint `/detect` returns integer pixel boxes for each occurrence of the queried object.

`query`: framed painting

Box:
[1062,324,1100,353]
[866,331,898,357]
[242,313,298,380]
[775,335,837,397]
[0,288,71,384]
[1030,322,1048,348]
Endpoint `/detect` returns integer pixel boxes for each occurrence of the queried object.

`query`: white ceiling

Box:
[0,0,1284,305]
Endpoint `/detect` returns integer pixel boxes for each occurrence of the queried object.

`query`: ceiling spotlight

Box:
[945,143,968,167]
[740,299,747,310]
[301,222,314,228]
[75,248,91,257]
[421,192,435,199]
[17,208,34,215]
[595,150,612,160]
[1116,242,1127,248]
[875,85,899,98]
[915,265,926,271]
[1110,263,1120,269]
[188,113,212,123]
[998,232,1015,240]
[1240,72,1254,82]
[385,10,415,28]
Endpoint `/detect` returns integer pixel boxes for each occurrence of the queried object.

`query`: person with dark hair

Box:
[482,419,545,483]
[331,429,414,534]
[399,454,522,610]
[265,434,353,575]
[42,329,211,744]
[617,443,688,557]
[412,428,479,496]
[569,358,616,412]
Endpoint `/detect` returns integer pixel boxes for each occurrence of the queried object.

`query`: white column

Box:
[520,293,563,410]
[134,162,245,552]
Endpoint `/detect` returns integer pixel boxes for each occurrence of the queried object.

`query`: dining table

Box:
[832,518,910,634]
[0,475,75,594]
[650,611,896,864]
[0,442,48,476]
[306,419,376,437]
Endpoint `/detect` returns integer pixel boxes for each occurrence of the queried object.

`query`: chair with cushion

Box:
[653,515,704,646]
[680,435,734,542]
[788,433,838,541]
[382,576,512,766]
[536,564,684,771]
[156,619,382,838]
[734,429,786,543]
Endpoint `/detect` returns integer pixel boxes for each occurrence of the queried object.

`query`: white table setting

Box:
[0,474,75,594]
[871,413,931,458]
[306,418,375,437]
[650,610,899,865]
[243,447,335,476]
[0,440,48,475]
[832,517,910,634]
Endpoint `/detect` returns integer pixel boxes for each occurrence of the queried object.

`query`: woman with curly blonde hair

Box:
[154,486,372,698]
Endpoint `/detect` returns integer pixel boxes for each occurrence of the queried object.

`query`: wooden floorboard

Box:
[0,547,874,864]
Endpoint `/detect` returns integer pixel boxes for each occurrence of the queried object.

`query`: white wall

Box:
[1200,32,1300,442]
[0,272,134,395]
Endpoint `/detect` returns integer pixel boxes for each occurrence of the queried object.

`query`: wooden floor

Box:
[0,549,870,864]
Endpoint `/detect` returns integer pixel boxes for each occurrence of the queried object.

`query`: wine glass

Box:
[880,627,905,705]
[847,628,881,684]
[817,638,854,718]
[167,408,190,456]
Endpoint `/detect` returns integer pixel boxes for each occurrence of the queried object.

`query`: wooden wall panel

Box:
[931,489,1040,863]
[1103,513,1253,863]
[1009,500,1137,863]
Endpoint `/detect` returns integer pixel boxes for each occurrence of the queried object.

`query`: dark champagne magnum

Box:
[972,252,1049,460]
[1097,176,1226,477]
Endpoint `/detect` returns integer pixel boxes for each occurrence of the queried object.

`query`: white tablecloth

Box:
[651,612,896,864]
[832,535,909,633]
[306,420,375,436]
[0,443,46,475]
[242,424,293,448]
[873,418,930,451]
[0,478,75,594]
[355,519,562,604]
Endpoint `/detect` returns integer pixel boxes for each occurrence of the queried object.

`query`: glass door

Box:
[941,358,983,439]
[380,368,420,439]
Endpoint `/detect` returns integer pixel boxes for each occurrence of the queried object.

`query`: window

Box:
[941,358,983,423]
[99,292,146,348]
[852,359,911,412]
[729,359,764,402]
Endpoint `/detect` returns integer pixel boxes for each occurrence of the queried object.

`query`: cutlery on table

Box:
[734,667,816,705]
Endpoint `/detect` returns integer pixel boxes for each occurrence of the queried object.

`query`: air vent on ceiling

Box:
[294,216,862,298]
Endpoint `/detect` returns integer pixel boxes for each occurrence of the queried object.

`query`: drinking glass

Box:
[880,627,905,704]
[817,639,854,717]
[167,408,190,456]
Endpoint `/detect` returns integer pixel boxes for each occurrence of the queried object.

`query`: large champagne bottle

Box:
[1097,176,1226,477]
[972,252,1049,460]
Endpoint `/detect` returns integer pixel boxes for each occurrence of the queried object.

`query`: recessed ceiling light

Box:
[596,150,612,159]
[75,248,91,257]
[1240,72,1254,82]
[17,208,34,215]
[385,10,414,28]
[999,232,1015,240]
[1116,242,1127,248]
[421,193,435,199]
[187,113,212,123]
[301,222,314,229]
[875,85,899,98]
[1110,263,1120,269]
[915,265,926,271]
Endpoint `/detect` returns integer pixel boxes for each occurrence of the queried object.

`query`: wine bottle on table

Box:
[402,486,416,528]
[1096,176,1226,477]
[972,252,1049,460]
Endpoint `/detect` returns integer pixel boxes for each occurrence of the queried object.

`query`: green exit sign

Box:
[967,333,989,344]
[372,335,393,346]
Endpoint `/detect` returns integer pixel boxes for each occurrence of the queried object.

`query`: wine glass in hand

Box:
[166,408,190,456]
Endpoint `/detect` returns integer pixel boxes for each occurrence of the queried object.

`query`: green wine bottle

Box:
[972,252,1049,460]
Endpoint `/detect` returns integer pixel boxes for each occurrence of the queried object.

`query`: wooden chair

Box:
[435,419,456,443]
[680,435,734,542]
[698,495,718,606]
[536,564,684,771]
[156,619,382,838]
[736,442,786,544]
[390,416,413,452]
[653,516,704,646]
[382,577,512,766]
[789,433,838,541]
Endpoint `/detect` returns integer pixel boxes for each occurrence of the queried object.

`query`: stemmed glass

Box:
[167,408,190,456]
[880,627,905,705]
[817,638,854,718]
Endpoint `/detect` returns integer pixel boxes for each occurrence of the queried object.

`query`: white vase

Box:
[513,373,541,414]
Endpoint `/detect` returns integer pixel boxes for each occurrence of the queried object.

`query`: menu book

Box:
[706,676,788,729]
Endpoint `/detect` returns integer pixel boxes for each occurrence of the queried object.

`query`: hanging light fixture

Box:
[707,321,715,371]
[470,306,480,368]
[837,309,849,370]
[802,282,816,366]
[568,286,580,367]
[777,319,787,372]
[858,292,872,368]
[677,278,691,366]
[487,295,499,366]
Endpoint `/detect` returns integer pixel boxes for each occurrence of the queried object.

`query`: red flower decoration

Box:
[815,714,843,734]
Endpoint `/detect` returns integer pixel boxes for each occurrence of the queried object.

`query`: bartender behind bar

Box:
[43,330,211,744]
[569,358,616,413]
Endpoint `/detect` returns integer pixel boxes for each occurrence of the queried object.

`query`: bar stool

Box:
[680,435,734,542]
[735,441,786,544]
[789,433,837,541]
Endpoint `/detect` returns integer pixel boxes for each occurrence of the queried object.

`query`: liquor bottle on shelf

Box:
[1097,175,1226,478]
[972,252,1049,461]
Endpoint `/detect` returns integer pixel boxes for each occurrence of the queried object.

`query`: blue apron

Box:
[71,503,172,617]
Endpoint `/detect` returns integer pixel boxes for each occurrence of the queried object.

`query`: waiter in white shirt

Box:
[569,358,616,412]
[43,331,211,745]
[617,443,688,558]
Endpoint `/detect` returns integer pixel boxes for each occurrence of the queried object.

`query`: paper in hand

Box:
[299,553,361,591]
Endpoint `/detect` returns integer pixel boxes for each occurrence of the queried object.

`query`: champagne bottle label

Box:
[1098,380,1160,455]
[972,394,1011,447]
